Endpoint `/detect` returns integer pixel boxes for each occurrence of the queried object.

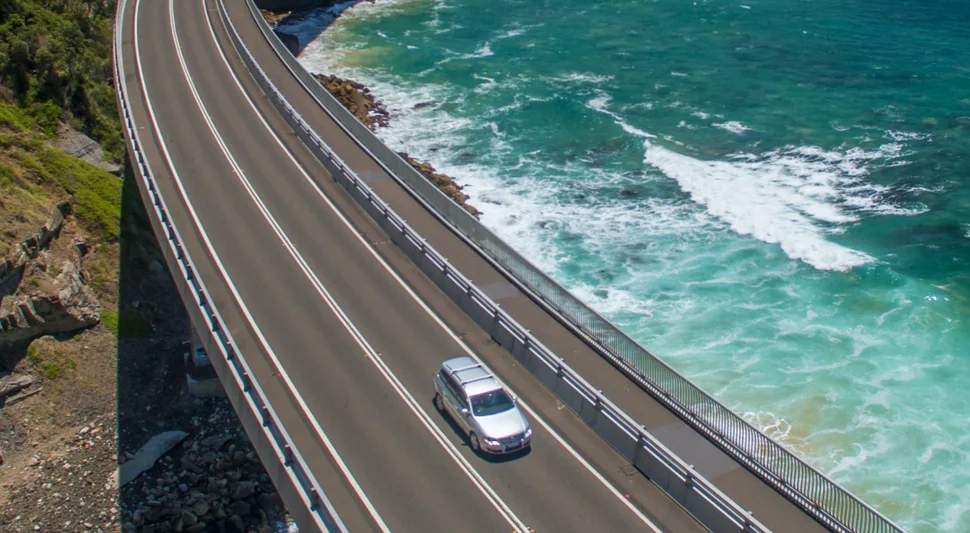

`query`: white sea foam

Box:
[887,129,931,142]
[586,95,890,271]
[551,72,615,84]
[462,42,494,58]
[713,121,752,134]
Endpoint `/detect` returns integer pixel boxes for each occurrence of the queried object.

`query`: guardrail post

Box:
[633,426,646,467]
[284,444,294,466]
[309,488,321,511]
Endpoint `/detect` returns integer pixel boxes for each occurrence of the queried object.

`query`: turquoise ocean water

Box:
[283,0,970,530]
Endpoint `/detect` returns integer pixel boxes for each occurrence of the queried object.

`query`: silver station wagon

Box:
[433,356,532,455]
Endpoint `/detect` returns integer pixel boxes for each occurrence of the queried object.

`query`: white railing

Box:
[218,2,771,531]
[113,2,346,531]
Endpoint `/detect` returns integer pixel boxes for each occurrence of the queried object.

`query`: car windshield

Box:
[469,389,515,417]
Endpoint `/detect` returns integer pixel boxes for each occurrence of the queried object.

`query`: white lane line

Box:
[214,1,666,531]
[132,1,384,532]
[178,2,532,531]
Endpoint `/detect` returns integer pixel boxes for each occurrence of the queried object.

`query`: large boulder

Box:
[0,202,101,348]
[53,123,121,175]
[0,259,101,347]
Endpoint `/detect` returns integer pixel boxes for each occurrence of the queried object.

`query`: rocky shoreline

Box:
[311,73,481,216]
[257,0,481,217]
[313,74,390,130]
[396,153,481,218]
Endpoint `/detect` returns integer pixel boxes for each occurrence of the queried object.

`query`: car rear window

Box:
[469,389,515,417]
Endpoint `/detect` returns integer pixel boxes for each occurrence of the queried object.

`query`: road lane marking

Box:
[130,1,375,532]
[171,1,532,531]
[213,1,667,531]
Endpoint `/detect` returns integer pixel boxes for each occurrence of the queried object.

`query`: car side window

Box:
[444,372,463,402]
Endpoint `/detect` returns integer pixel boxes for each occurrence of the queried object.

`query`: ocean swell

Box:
[585,94,888,272]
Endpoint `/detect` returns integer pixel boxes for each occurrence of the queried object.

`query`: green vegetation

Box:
[101,309,149,338]
[2,132,122,241]
[43,357,76,380]
[43,361,61,380]
[0,0,122,158]
[0,101,36,132]
[26,342,40,364]
[0,0,125,249]
[85,242,117,297]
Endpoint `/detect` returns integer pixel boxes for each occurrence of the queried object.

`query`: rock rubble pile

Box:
[121,432,288,533]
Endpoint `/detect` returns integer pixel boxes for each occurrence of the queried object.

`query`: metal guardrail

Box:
[112,2,346,531]
[237,3,907,533]
[220,3,771,532]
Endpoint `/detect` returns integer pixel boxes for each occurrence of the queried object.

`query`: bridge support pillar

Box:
[184,325,226,398]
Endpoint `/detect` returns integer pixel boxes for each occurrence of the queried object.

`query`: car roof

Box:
[441,356,502,397]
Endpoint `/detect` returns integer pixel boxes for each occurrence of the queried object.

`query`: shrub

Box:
[43,361,61,380]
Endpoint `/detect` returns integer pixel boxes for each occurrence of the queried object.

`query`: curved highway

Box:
[116,0,718,531]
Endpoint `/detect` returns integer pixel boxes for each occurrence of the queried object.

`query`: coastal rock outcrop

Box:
[315,73,390,129]
[0,202,100,348]
[397,152,481,218]
[258,8,292,27]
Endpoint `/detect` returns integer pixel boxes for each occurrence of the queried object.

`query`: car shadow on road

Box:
[430,396,531,463]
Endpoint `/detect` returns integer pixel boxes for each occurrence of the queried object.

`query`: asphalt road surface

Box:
[115,0,731,531]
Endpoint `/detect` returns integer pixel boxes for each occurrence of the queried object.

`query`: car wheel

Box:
[469,432,481,454]
[433,393,444,412]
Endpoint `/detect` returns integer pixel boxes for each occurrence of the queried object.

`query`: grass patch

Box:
[0,102,34,132]
[43,361,61,380]
[11,140,122,241]
[26,342,40,364]
[85,242,118,300]
[101,310,149,339]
